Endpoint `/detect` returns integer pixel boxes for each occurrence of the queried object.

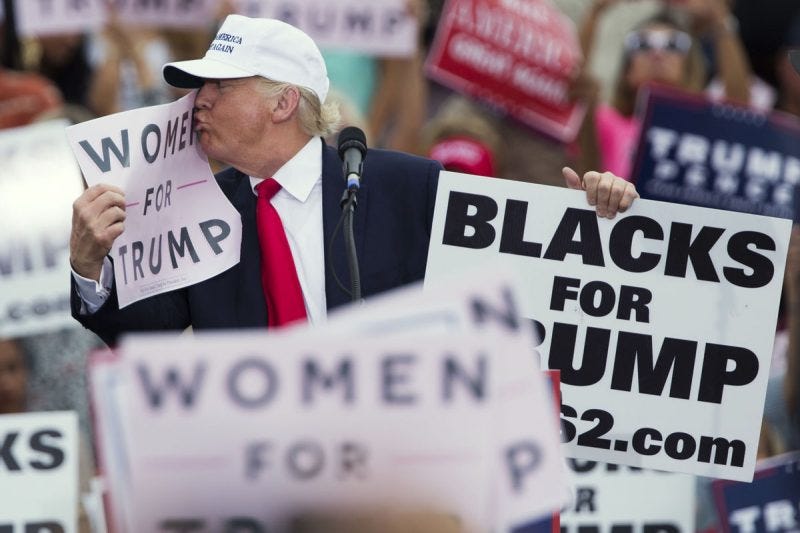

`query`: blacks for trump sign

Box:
[425,171,791,481]
[631,86,800,219]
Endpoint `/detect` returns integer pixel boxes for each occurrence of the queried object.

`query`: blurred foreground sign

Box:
[560,460,695,532]
[425,0,584,142]
[65,92,242,309]
[425,171,791,481]
[0,411,78,533]
[91,269,565,532]
[631,86,800,219]
[0,120,84,338]
[235,0,418,57]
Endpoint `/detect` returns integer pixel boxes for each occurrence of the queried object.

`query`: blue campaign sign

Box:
[631,86,800,219]
[712,452,800,532]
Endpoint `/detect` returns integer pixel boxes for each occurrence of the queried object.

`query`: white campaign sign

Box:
[66,93,242,308]
[113,0,216,29]
[324,267,566,530]
[0,120,84,338]
[0,411,78,533]
[425,171,791,481]
[235,0,418,57]
[95,328,549,532]
[560,460,695,532]
[14,0,106,38]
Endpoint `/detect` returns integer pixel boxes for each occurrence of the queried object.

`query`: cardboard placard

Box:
[425,0,585,142]
[0,120,84,338]
[425,171,791,481]
[632,86,800,219]
[0,411,79,532]
[713,452,800,532]
[65,93,242,308]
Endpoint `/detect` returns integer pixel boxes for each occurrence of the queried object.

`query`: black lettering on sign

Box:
[199,219,231,254]
[664,223,724,281]
[543,208,604,266]
[505,440,542,492]
[78,130,130,173]
[609,215,664,272]
[442,191,498,249]
[610,333,697,399]
[137,362,207,409]
[345,7,374,32]
[470,286,520,331]
[723,231,776,288]
[29,430,64,470]
[244,441,271,480]
[499,200,542,257]
[141,123,161,163]
[697,344,758,404]
[302,358,354,405]
[149,235,163,275]
[287,440,325,480]
[443,355,487,402]
[168,226,200,268]
[381,354,417,405]
[338,441,369,480]
[227,358,279,409]
[548,323,609,386]
[0,432,21,471]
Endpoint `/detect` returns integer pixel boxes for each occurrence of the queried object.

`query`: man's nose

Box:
[195,81,216,109]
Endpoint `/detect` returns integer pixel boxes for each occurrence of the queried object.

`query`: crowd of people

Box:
[1,0,800,531]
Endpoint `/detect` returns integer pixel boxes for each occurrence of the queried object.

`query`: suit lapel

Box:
[230,169,268,324]
[322,143,368,309]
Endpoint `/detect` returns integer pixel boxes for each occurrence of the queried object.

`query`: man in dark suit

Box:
[69,15,638,347]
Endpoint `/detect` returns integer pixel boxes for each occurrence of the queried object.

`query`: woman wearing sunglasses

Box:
[572,0,753,182]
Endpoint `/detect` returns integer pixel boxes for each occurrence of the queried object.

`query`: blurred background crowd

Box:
[1,0,799,531]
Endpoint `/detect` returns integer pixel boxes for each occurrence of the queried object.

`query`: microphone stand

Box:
[340,187,361,302]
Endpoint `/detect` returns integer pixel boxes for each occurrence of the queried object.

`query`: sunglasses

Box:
[623,30,692,55]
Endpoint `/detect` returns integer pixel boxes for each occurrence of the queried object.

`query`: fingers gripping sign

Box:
[70,184,126,281]
[562,167,639,219]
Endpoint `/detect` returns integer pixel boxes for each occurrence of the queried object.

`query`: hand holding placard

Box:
[562,167,639,219]
[65,92,243,308]
[70,184,126,282]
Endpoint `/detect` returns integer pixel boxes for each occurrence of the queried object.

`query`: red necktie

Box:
[255,179,307,328]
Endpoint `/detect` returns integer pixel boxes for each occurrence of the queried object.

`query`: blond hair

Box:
[256,78,341,137]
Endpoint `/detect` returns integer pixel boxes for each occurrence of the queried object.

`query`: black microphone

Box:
[338,126,367,191]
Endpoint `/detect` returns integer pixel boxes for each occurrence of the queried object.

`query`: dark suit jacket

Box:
[72,143,442,346]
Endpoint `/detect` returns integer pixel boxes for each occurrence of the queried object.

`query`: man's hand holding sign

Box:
[66,92,243,311]
[70,184,126,283]
[562,167,640,219]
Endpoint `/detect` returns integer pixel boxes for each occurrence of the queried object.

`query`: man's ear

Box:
[271,86,301,123]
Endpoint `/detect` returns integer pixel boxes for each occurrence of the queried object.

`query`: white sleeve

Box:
[71,258,114,315]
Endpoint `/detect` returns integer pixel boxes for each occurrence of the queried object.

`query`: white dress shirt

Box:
[73,136,328,324]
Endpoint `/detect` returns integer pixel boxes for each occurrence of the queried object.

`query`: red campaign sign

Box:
[425,0,585,143]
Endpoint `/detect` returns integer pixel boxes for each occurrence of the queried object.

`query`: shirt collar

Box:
[249,136,322,202]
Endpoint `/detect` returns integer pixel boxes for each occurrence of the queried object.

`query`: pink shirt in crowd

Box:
[595,103,640,181]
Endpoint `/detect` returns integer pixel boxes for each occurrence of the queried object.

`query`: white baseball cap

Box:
[163,15,330,103]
